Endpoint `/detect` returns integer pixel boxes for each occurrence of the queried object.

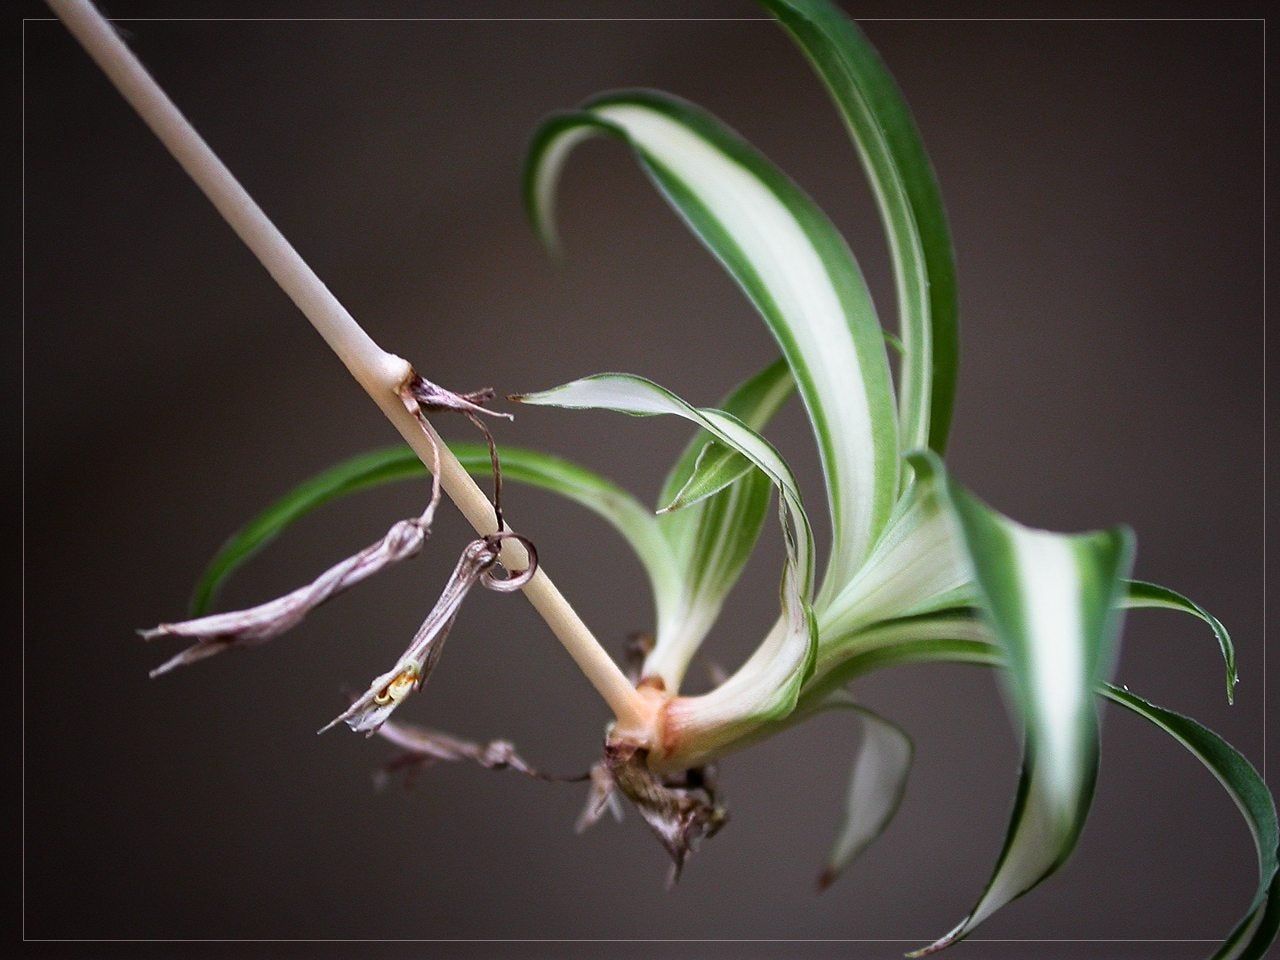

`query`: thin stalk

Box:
[49,0,649,732]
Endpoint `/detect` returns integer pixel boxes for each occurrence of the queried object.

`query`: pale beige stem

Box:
[49,0,648,731]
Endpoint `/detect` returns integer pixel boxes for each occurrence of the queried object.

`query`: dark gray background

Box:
[20,2,1270,956]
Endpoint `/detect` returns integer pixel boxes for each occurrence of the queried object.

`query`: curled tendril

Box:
[478,531,538,592]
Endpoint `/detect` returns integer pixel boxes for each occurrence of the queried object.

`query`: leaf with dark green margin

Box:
[757,0,959,456]
[526,89,898,598]
[1125,579,1236,703]
[800,621,1277,960]
[656,357,794,517]
[901,451,1134,955]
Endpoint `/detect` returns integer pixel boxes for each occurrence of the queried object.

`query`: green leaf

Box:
[650,469,775,692]
[799,624,1277,960]
[189,443,681,634]
[813,695,914,890]
[758,0,959,455]
[656,358,793,522]
[905,452,1133,955]
[526,89,899,596]
[656,441,754,515]
[1125,579,1237,704]
[516,372,817,763]
[643,359,794,689]
[818,448,971,639]
[517,373,814,598]
[1101,686,1278,960]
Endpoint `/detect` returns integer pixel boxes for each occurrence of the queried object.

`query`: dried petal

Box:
[404,373,513,423]
[144,514,432,678]
[319,538,497,736]
[374,718,543,781]
[145,411,447,679]
[320,532,538,736]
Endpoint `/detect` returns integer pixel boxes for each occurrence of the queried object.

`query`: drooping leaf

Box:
[516,373,814,599]
[901,451,1135,955]
[1100,686,1278,960]
[813,695,913,889]
[799,624,1277,960]
[190,443,681,634]
[758,0,959,456]
[516,372,817,762]
[526,89,899,596]
[1125,579,1237,703]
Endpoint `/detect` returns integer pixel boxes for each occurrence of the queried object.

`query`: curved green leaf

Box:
[1125,579,1237,703]
[516,372,817,763]
[656,357,794,516]
[758,0,959,455]
[526,89,899,596]
[189,443,680,632]
[804,621,1276,960]
[657,441,754,515]
[517,373,814,599]
[645,358,794,689]
[906,451,1134,954]
[1101,686,1278,960]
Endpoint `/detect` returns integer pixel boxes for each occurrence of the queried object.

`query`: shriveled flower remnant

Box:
[322,529,536,736]
[143,372,521,727]
[49,0,1273,955]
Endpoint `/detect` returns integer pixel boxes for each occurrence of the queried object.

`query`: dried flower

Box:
[404,372,512,529]
[574,761,624,834]
[371,716,571,788]
[320,532,537,736]
[143,375,515,679]
[143,511,435,678]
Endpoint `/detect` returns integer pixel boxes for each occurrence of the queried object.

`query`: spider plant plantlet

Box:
[50,0,1274,955]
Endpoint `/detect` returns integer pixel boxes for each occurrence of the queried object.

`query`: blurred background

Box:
[20,2,1267,956]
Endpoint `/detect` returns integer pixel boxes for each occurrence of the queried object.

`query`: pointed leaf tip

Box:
[1124,579,1236,704]
[900,458,1134,952]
